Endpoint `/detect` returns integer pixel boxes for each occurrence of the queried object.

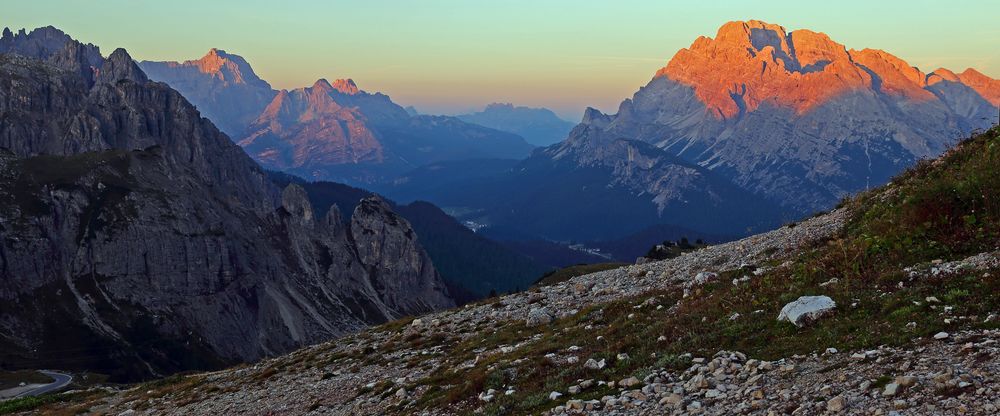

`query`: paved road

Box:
[17,371,72,397]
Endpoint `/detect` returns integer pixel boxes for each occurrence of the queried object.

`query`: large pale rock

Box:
[777,296,837,327]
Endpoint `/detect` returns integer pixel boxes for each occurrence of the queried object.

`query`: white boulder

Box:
[777,296,837,327]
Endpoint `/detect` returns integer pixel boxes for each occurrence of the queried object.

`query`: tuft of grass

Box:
[0,391,105,415]
[533,263,627,287]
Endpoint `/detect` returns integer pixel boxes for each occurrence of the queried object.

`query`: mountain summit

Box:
[574,19,998,214]
[140,49,277,136]
[654,20,999,120]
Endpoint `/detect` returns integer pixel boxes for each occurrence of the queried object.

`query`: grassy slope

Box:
[404,127,1000,414]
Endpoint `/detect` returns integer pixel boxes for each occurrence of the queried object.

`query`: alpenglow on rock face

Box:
[778,296,837,327]
[565,20,999,215]
[141,50,535,185]
[139,48,277,136]
[0,27,453,381]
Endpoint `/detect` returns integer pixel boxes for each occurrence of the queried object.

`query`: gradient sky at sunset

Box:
[5,0,998,119]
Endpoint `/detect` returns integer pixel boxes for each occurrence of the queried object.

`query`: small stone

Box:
[686,374,709,390]
[549,391,563,400]
[662,393,684,405]
[825,347,839,354]
[895,376,917,388]
[694,272,718,284]
[584,358,606,370]
[568,385,581,394]
[933,332,949,340]
[883,383,900,396]
[827,395,847,412]
[566,399,584,410]
[395,387,407,398]
[620,376,641,388]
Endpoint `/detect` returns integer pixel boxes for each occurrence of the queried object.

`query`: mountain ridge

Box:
[139,51,535,185]
[0,26,454,381]
[456,103,576,146]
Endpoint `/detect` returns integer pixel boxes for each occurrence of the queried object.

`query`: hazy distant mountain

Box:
[457,103,576,145]
[381,20,999,242]
[141,51,534,185]
[140,49,277,137]
[377,132,782,242]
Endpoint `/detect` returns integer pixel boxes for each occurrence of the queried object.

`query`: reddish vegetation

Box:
[656,20,997,118]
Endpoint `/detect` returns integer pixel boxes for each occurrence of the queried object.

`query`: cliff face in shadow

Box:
[0,27,452,381]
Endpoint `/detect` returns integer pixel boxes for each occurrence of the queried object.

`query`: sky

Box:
[4,0,999,120]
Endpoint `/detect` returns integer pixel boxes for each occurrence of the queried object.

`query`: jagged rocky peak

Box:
[0,25,101,62]
[955,68,1000,106]
[653,19,998,119]
[281,184,314,223]
[184,47,270,87]
[485,102,516,111]
[137,47,277,136]
[0,31,456,380]
[0,25,104,83]
[324,203,344,230]
[331,78,360,95]
[581,107,611,127]
[311,77,334,91]
[96,48,147,84]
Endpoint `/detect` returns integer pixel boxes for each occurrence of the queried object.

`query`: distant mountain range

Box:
[456,103,576,146]
[378,20,999,241]
[139,53,534,185]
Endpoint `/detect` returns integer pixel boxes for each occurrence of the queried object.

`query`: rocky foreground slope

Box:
[0,27,453,381]
[29,127,1000,415]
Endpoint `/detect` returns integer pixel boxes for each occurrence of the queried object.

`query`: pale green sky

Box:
[4,0,998,119]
